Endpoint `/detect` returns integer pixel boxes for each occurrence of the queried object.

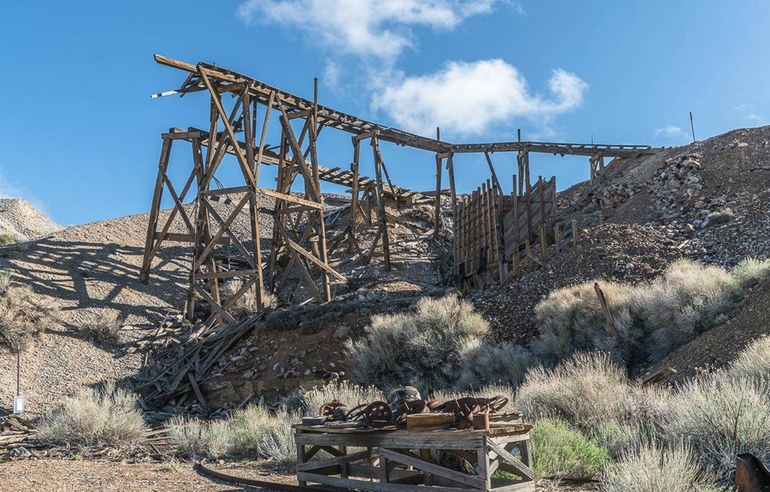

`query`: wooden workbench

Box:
[294,424,534,491]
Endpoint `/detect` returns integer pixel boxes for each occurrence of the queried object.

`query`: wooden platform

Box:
[294,424,535,491]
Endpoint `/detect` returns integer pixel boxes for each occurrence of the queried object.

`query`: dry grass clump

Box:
[533,259,770,364]
[37,382,146,451]
[220,280,277,318]
[603,442,720,492]
[0,272,58,352]
[167,405,298,463]
[82,313,122,346]
[347,295,489,394]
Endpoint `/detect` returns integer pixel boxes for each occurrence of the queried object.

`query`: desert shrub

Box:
[662,375,770,477]
[724,336,770,382]
[0,233,18,245]
[532,259,770,365]
[0,273,59,352]
[456,343,537,390]
[38,382,146,450]
[517,352,637,432]
[603,441,720,492]
[82,313,122,346]
[530,419,610,480]
[300,381,385,416]
[346,295,488,393]
[168,406,298,463]
[533,282,637,364]
[732,257,770,288]
[220,279,277,318]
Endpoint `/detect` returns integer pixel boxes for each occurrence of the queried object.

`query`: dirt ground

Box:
[0,459,294,492]
[0,458,599,491]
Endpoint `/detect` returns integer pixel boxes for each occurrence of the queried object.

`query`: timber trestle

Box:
[295,424,535,491]
[141,54,660,316]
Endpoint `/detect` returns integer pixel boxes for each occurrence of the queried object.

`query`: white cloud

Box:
[653,125,690,142]
[371,60,588,137]
[735,104,762,122]
[237,0,508,62]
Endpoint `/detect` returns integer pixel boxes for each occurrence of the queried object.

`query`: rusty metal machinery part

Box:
[362,401,393,428]
[392,399,430,426]
[319,400,348,421]
[197,461,342,492]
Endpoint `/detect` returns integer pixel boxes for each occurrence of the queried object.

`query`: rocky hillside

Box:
[0,199,62,242]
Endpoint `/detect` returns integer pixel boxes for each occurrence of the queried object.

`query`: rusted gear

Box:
[362,401,393,428]
[393,399,429,426]
[319,400,347,421]
[344,401,393,428]
[438,398,481,429]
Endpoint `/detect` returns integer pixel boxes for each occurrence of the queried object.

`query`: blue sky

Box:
[1,1,768,226]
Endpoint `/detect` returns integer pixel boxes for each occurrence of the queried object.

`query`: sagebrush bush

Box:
[220,280,277,318]
[603,441,720,492]
[38,382,146,450]
[724,336,770,382]
[0,273,59,352]
[530,419,610,480]
[457,343,536,390]
[533,259,770,365]
[168,405,298,463]
[662,375,770,477]
[346,295,488,393]
[517,352,636,431]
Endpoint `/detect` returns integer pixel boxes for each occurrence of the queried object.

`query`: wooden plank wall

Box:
[452,179,503,288]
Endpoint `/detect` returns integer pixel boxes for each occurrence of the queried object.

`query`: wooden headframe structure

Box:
[141,55,659,319]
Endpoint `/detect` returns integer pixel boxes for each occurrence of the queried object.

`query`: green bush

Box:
[603,441,720,492]
[346,295,489,393]
[0,233,18,245]
[38,382,146,450]
[532,259,770,365]
[530,419,610,480]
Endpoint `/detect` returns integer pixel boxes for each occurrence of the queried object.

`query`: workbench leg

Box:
[420,449,433,485]
[297,443,307,487]
[380,454,389,484]
[479,438,491,491]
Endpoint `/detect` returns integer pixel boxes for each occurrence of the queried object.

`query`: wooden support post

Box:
[512,175,519,274]
[538,175,546,260]
[434,153,442,240]
[371,135,391,271]
[349,138,361,252]
[141,136,173,282]
[446,153,457,226]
